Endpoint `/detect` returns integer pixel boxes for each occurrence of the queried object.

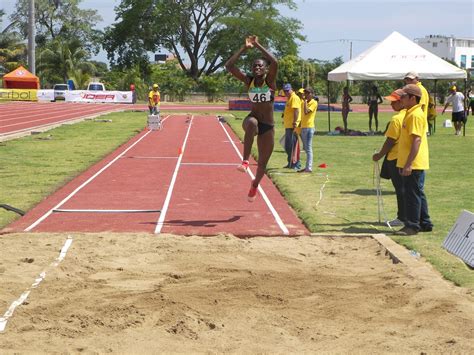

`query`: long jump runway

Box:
[7,114,308,236]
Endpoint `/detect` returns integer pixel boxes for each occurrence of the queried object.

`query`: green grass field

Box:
[0,106,472,288]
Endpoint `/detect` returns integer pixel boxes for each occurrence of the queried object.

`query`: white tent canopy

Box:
[328,31,467,82]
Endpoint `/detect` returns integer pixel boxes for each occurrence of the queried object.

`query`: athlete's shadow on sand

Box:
[147,215,242,227]
[341,189,395,196]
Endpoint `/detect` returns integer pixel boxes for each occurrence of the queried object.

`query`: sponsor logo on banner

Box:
[0,89,37,101]
[64,90,133,103]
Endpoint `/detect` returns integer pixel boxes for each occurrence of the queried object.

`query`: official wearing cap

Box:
[394,84,433,236]
[403,71,429,121]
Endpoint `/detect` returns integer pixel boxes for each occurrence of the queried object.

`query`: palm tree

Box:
[0,10,26,74]
[37,38,95,86]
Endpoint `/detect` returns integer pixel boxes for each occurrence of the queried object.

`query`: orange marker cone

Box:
[178,147,183,155]
[318,163,327,168]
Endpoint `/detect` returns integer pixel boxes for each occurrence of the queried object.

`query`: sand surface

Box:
[0,233,473,354]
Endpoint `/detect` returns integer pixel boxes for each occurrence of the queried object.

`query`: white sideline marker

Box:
[0,236,73,333]
[154,116,194,234]
[217,118,289,235]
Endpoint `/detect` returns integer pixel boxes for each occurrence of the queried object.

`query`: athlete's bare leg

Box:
[242,116,258,160]
[253,128,275,187]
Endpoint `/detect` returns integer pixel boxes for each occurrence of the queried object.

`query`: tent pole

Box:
[434,79,437,133]
[464,78,467,136]
[327,80,331,132]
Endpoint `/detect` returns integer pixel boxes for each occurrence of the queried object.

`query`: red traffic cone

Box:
[318,163,327,168]
[178,147,183,155]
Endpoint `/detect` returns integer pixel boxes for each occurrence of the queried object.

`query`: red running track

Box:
[6,114,308,236]
[0,102,227,139]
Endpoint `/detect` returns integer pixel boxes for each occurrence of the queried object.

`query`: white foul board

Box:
[442,210,474,267]
[147,114,162,130]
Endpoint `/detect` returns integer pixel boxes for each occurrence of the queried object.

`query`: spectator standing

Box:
[282,83,302,170]
[372,89,406,226]
[468,87,474,115]
[368,85,383,132]
[298,87,318,173]
[442,86,465,136]
[341,86,353,134]
[427,94,437,135]
[394,84,433,236]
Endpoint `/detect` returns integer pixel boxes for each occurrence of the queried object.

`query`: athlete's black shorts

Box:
[257,121,274,135]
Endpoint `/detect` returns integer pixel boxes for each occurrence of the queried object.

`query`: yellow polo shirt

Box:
[417,82,429,119]
[301,99,318,128]
[148,90,160,106]
[385,109,406,161]
[283,92,301,129]
[397,104,429,170]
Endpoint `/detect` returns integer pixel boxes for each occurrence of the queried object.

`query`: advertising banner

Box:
[65,90,133,104]
[0,89,38,101]
[37,89,55,102]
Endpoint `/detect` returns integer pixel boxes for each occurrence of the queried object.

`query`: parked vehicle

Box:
[52,83,69,101]
[87,82,106,91]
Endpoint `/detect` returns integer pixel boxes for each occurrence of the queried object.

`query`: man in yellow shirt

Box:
[282,83,301,169]
[394,84,433,236]
[372,89,406,227]
[403,71,429,121]
[298,87,318,172]
[148,84,161,114]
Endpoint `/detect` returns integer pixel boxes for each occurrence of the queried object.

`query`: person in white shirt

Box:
[442,86,465,136]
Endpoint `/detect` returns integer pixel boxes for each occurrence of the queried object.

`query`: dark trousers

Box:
[402,170,433,231]
[284,128,300,169]
[387,159,404,221]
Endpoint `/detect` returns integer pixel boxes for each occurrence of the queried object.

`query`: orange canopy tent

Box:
[3,66,39,89]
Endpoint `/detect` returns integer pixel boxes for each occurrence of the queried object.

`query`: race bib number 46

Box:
[249,87,272,103]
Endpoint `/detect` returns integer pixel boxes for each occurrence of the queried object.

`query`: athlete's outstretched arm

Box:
[225,37,253,84]
[250,36,278,88]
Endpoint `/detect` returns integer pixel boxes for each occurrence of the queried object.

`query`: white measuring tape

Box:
[0,236,73,333]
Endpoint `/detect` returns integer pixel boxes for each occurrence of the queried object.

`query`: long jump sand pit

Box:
[0,233,473,353]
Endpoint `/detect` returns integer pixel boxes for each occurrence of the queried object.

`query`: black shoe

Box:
[393,226,418,236]
[420,225,433,232]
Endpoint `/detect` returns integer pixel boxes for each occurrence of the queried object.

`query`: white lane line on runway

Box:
[154,116,194,234]
[181,162,238,166]
[218,119,290,235]
[0,236,73,333]
[24,116,170,231]
[52,209,161,213]
[124,156,178,159]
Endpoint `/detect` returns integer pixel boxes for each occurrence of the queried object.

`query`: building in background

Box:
[415,35,474,74]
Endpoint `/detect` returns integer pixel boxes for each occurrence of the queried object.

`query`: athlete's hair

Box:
[254,58,269,66]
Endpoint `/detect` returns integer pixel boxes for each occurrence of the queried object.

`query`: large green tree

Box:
[104,0,304,80]
[10,0,103,54]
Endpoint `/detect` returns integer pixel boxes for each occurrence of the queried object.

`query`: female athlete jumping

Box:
[225,36,278,202]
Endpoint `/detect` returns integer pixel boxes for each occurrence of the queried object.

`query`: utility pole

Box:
[28,0,35,74]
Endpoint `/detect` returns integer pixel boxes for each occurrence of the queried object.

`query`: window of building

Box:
[460,55,466,68]
[432,42,438,47]
[471,55,474,68]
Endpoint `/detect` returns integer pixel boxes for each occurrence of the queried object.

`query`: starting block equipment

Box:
[147,114,162,130]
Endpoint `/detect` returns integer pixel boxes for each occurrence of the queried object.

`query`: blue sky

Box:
[1,0,473,62]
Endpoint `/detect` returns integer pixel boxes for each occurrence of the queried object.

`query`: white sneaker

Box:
[387,218,404,227]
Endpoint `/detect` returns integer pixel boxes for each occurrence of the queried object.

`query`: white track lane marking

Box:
[181,162,238,166]
[218,119,290,235]
[0,236,73,333]
[52,209,161,213]
[24,116,170,231]
[154,116,194,234]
